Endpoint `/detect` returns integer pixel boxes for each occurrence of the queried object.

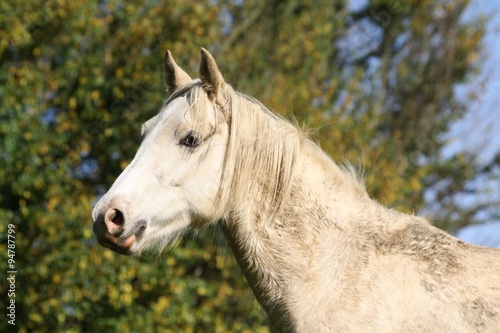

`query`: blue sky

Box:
[449,0,500,247]
[445,0,500,165]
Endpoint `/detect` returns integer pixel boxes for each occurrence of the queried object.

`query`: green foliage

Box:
[0,0,493,331]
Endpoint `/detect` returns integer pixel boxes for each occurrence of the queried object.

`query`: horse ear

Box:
[163,50,192,94]
[199,48,225,96]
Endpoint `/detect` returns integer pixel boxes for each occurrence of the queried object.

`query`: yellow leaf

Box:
[91,90,100,100]
[69,97,77,110]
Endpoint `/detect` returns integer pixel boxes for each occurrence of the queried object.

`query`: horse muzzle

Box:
[92,202,147,255]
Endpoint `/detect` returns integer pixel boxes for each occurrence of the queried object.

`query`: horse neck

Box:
[220,138,375,319]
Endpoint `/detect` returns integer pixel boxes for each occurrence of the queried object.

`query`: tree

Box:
[0,0,490,331]
[1,1,267,332]
[216,0,488,232]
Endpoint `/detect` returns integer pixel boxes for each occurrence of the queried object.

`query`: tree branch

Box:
[221,1,267,53]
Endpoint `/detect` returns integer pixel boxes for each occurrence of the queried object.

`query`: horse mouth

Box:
[93,220,147,256]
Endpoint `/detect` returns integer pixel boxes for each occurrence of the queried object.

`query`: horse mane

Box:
[179,81,366,222]
[224,90,303,221]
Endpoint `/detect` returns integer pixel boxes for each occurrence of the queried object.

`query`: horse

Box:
[92,48,500,332]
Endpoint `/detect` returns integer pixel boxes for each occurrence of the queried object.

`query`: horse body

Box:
[92,49,500,332]
[222,136,500,332]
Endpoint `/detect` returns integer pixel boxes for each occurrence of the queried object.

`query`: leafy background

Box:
[1,0,499,331]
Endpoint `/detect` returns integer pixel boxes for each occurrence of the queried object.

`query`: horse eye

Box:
[181,132,200,148]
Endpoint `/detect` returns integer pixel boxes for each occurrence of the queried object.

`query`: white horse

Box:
[92,48,500,332]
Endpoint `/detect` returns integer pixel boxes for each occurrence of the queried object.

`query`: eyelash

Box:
[180,132,200,148]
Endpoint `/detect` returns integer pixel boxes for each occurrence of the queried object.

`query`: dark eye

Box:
[180,132,200,148]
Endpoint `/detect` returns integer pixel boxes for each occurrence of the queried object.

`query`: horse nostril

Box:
[111,209,124,225]
[105,208,125,236]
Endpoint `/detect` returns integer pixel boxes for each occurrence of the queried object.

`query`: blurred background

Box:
[1,0,499,332]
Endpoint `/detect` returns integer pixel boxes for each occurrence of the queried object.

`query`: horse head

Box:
[92,49,230,255]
